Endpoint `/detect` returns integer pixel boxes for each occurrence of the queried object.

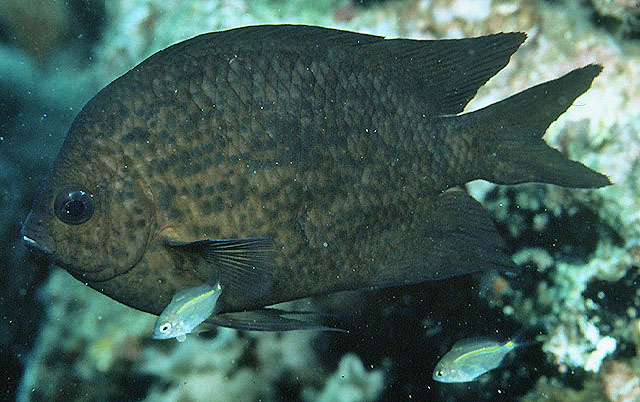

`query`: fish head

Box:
[21,102,155,281]
[152,314,188,340]
[432,365,463,383]
[432,358,471,383]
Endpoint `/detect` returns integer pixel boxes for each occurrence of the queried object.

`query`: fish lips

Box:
[21,211,57,258]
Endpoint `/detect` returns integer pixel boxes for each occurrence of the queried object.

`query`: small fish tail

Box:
[511,325,546,348]
[462,64,610,188]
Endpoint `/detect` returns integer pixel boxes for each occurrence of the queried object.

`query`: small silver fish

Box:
[432,337,517,383]
[153,282,223,342]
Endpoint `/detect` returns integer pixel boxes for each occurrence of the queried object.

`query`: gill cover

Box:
[22,117,154,281]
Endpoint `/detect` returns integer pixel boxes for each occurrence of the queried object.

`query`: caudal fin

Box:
[460,64,610,188]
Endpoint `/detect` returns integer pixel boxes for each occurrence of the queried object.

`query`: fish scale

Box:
[22,25,610,331]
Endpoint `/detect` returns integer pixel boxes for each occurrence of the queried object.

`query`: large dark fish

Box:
[21,25,609,331]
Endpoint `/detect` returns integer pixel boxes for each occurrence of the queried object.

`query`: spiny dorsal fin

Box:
[148,25,525,116]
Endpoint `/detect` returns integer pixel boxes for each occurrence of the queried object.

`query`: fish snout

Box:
[21,212,56,257]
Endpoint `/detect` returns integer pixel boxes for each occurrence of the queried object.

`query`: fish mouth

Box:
[21,212,57,257]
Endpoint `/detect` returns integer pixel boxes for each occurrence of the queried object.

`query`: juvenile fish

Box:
[153,282,223,342]
[432,338,518,383]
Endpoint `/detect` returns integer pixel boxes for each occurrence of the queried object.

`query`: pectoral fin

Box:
[165,236,276,304]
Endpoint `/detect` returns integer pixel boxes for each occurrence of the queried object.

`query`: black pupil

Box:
[64,198,85,217]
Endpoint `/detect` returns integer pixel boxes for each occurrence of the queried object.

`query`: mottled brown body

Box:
[22,26,609,329]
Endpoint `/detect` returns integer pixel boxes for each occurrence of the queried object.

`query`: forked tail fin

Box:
[457,64,610,188]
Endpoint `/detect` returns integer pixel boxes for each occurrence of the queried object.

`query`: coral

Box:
[17,269,157,402]
[462,0,640,383]
[522,375,609,402]
[140,326,327,402]
[303,354,384,402]
[0,0,104,63]
[542,315,617,374]
[599,360,640,402]
[590,0,640,37]
[0,0,72,62]
[94,0,341,82]
[140,330,274,401]
[18,269,353,402]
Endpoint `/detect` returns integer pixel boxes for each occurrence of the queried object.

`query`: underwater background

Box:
[1,0,639,401]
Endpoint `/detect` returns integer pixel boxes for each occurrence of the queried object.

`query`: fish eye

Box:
[435,370,444,377]
[159,322,172,333]
[54,185,94,225]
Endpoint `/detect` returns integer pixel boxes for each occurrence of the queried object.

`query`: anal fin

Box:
[371,188,517,287]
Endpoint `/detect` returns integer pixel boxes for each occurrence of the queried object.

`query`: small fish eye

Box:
[436,370,444,377]
[54,185,94,225]
[160,323,172,333]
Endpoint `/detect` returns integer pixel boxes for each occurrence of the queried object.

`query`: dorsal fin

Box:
[147,24,384,63]
[148,25,526,116]
[206,24,384,46]
[366,32,527,115]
